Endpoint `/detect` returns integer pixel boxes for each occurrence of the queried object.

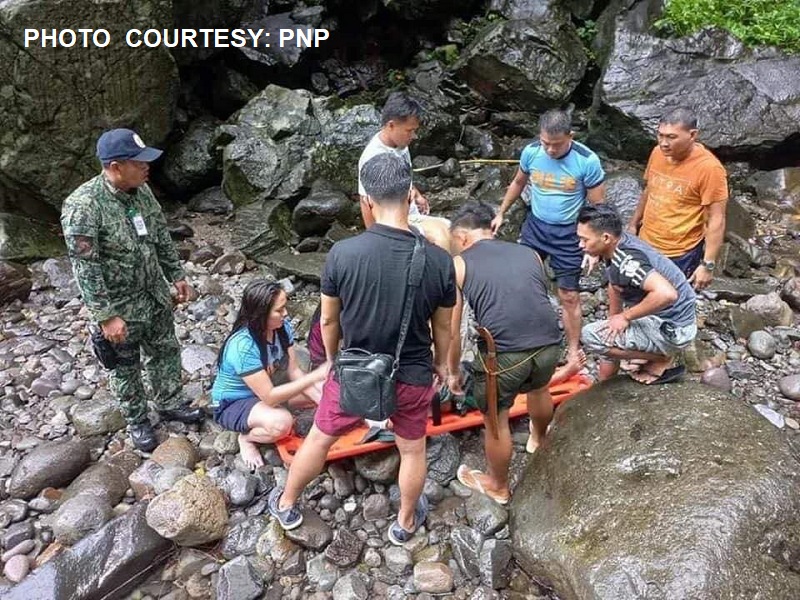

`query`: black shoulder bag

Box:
[334,233,426,421]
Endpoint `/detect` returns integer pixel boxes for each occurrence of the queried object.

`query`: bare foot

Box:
[238,434,264,470]
[620,359,647,373]
[629,359,673,384]
[526,421,540,454]
[550,349,587,385]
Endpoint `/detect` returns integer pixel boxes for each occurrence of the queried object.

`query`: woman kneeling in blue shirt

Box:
[212,279,328,469]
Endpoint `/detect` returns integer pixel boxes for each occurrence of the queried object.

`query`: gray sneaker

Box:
[268,487,303,530]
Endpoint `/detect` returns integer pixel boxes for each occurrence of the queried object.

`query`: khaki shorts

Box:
[473,344,561,413]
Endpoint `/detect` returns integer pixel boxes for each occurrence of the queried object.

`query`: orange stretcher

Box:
[276,373,591,465]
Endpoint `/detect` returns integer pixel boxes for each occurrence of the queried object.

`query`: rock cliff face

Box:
[590,0,800,162]
[511,378,800,600]
[0,0,179,210]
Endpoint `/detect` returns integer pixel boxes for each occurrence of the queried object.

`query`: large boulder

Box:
[592,3,800,160]
[145,474,228,546]
[0,262,32,305]
[160,116,222,196]
[220,85,321,206]
[511,379,800,599]
[0,214,64,261]
[232,199,293,262]
[2,503,171,600]
[454,14,588,111]
[7,439,90,499]
[0,0,179,211]
[292,180,355,237]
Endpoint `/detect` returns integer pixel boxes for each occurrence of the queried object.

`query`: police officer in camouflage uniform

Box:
[61,129,204,452]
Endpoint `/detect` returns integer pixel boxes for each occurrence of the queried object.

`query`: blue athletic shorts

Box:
[213,397,259,433]
[520,214,582,291]
[670,241,704,280]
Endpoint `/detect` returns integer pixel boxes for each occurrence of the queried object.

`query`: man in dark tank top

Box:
[447,201,563,505]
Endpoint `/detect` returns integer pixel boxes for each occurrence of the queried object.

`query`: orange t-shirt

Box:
[639,143,728,257]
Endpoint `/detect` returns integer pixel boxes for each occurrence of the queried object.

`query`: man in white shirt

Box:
[358,92,450,250]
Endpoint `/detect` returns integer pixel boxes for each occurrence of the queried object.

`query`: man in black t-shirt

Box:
[577,205,697,384]
[269,153,456,545]
[449,201,563,505]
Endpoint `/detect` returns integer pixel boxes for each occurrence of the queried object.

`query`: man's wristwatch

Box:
[701,260,716,272]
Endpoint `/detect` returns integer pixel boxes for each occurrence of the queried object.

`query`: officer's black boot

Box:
[129,422,158,452]
[159,404,205,424]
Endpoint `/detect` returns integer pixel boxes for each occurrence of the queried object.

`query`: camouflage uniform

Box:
[61,175,185,423]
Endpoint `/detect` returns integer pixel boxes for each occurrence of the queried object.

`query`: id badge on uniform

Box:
[131,213,148,237]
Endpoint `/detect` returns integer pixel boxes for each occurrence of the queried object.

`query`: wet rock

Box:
[210,251,247,276]
[426,434,460,484]
[362,493,391,521]
[3,521,34,549]
[592,9,800,160]
[414,562,454,594]
[778,375,800,402]
[162,117,222,195]
[214,431,240,455]
[700,367,732,393]
[324,528,364,568]
[332,571,369,600]
[0,262,32,305]
[454,14,587,111]
[384,546,413,575]
[292,180,354,237]
[705,277,772,303]
[129,460,164,500]
[61,459,135,507]
[466,492,509,536]
[3,554,30,583]
[285,510,333,551]
[223,469,258,506]
[188,186,233,215]
[220,517,267,560]
[1,539,35,562]
[232,200,293,263]
[744,293,794,327]
[8,439,89,499]
[52,495,114,545]
[70,392,126,437]
[306,554,339,592]
[261,249,327,285]
[216,555,264,600]
[748,331,777,360]
[781,277,800,312]
[511,379,800,599]
[180,344,218,374]
[146,475,228,546]
[354,449,401,484]
[4,503,171,600]
[451,525,484,578]
[479,539,513,589]
[727,306,767,340]
[0,499,28,524]
[151,436,198,470]
[726,360,757,380]
[154,467,193,494]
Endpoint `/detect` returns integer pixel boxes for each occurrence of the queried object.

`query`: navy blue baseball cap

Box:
[96,128,163,163]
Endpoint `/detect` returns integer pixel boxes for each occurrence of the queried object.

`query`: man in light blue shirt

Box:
[492,109,605,383]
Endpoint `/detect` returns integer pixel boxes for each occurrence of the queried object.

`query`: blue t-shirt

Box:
[210,321,294,407]
[520,141,605,225]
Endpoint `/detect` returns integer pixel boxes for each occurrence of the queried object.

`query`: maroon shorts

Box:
[314,373,434,440]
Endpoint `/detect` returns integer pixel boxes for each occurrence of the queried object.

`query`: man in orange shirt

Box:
[627,108,728,290]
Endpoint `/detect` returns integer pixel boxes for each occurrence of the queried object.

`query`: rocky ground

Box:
[0,165,799,600]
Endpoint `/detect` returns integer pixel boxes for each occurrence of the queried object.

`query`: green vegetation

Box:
[576,20,598,65]
[655,0,800,53]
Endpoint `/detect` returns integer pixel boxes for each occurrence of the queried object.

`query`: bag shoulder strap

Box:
[392,234,426,370]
